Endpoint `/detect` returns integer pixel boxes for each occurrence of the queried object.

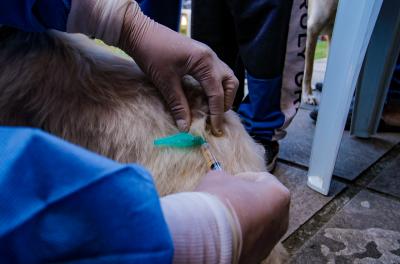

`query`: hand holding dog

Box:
[67,0,238,134]
[118,2,238,135]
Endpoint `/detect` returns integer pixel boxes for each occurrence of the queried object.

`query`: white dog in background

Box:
[302,0,338,105]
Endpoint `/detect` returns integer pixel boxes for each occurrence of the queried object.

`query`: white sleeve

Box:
[160,192,242,264]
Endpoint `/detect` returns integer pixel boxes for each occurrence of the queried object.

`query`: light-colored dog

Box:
[302,0,338,105]
[0,27,287,263]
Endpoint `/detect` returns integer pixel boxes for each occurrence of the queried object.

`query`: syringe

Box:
[200,142,223,171]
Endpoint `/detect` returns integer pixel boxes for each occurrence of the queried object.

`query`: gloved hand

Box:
[195,171,290,264]
[67,0,238,135]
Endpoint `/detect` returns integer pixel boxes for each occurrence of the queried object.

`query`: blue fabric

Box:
[0,0,71,32]
[32,0,71,31]
[192,0,293,140]
[0,0,182,32]
[238,74,285,140]
[137,0,182,31]
[0,0,47,32]
[0,127,173,264]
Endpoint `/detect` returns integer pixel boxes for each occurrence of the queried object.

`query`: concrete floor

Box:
[276,59,400,263]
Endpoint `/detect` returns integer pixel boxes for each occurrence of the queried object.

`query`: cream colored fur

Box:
[0,27,287,263]
[302,0,338,105]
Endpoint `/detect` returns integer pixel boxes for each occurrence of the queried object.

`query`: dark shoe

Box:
[376,120,400,133]
[258,139,279,172]
[309,107,318,121]
[309,107,400,132]
[315,82,323,92]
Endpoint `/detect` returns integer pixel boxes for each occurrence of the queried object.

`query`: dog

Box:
[0,27,287,263]
[302,0,338,105]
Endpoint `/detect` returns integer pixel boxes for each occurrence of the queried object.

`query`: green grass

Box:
[94,39,130,59]
[315,40,328,60]
[94,36,328,62]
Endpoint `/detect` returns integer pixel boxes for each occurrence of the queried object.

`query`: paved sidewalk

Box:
[276,58,400,263]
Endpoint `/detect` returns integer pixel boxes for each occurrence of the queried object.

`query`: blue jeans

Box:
[192,0,306,141]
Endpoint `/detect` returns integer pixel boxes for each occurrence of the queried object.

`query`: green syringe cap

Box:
[154,133,205,148]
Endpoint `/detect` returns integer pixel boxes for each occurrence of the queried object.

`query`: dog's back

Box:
[0,28,266,195]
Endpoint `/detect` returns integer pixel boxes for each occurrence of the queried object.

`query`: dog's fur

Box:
[0,27,287,263]
[302,0,338,105]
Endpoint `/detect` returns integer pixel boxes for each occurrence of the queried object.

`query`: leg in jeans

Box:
[192,0,306,171]
[230,0,293,142]
[191,0,245,110]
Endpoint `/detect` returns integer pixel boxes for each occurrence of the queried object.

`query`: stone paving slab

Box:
[279,109,400,180]
[290,190,400,263]
[274,163,346,239]
[368,154,400,198]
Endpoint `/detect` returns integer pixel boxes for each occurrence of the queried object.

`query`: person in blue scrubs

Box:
[0,0,291,263]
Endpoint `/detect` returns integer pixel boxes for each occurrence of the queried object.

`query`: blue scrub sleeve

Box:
[0,127,173,264]
[0,0,182,33]
[137,0,182,31]
[0,0,71,32]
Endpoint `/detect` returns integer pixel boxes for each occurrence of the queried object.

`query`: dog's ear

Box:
[182,75,226,140]
[181,75,209,118]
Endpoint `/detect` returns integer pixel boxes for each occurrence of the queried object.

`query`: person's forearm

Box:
[0,0,132,38]
[161,192,242,264]
[66,0,154,60]
[67,0,130,46]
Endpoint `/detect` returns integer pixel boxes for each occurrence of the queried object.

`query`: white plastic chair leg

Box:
[307,0,383,195]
